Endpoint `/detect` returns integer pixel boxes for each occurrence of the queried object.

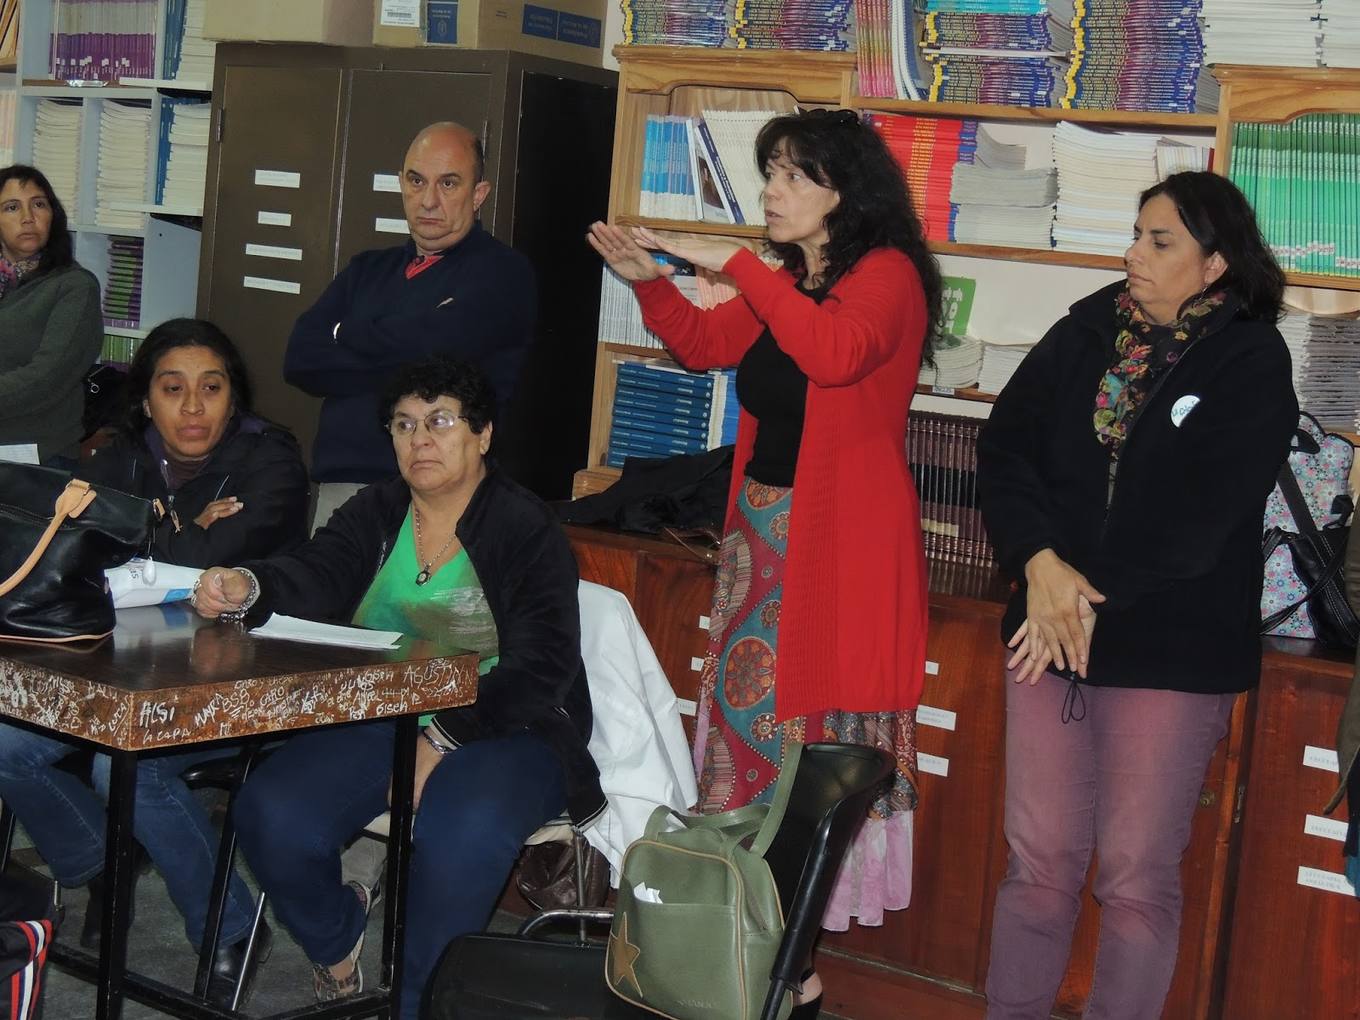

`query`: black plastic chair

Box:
[425,741,894,1020]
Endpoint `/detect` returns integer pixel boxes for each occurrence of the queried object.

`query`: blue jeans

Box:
[234,721,565,1020]
[0,722,257,948]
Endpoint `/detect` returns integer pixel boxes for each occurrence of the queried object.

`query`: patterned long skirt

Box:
[691,478,919,930]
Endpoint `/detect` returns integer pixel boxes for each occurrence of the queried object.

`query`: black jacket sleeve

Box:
[976,323,1070,579]
[283,257,378,398]
[151,435,309,568]
[239,486,391,626]
[1082,333,1297,610]
[430,509,583,747]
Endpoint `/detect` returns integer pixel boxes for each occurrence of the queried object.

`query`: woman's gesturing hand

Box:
[1017,549,1105,678]
[586,221,668,282]
[190,567,252,619]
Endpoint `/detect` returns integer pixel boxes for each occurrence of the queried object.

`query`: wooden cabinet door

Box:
[1222,652,1359,1020]
[200,64,345,459]
[823,598,1008,988]
[335,68,493,268]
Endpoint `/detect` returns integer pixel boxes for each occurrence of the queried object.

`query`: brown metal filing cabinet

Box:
[197,44,617,498]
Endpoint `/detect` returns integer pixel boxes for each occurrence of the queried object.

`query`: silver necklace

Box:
[412,506,458,586]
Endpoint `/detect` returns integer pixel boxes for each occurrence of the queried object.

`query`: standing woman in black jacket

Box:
[0,318,309,1007]
[976,172,1297,1020]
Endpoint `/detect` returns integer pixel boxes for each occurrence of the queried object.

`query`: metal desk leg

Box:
[381,715,419,1020]
[193,741,261,999]
[97,749,139,1020]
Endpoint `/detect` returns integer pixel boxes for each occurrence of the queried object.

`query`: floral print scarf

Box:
[1093,285,1230,451]
[0,253,40,301]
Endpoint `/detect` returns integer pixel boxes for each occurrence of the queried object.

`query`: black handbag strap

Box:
[0,481,98,597]
[1261,528,1350,632]
[1276,463,1321,536]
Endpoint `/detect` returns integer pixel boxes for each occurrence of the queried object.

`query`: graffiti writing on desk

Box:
[138,701,176,728]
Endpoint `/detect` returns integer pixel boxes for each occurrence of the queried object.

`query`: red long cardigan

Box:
[633,246,929,720]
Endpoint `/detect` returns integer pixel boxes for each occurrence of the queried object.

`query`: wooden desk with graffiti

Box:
[0,602,478,1020]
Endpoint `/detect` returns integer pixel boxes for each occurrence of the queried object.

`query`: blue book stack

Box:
[607,361,718,468]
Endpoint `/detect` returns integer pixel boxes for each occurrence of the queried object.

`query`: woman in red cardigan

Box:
[589,108,940,1015]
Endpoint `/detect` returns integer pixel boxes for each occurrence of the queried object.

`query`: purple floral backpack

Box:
[1260,412,1357,645]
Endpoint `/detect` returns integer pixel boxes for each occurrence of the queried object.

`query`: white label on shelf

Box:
[254,170,301,189]
[1304,815,1349,842]
[689,656,703,673]
[676,698,697,718]
[256,211,292,227]
[1296,865,1356,897]
[244,244,303,262]
[918,753,949,778]
[698,615,710,630]
[925,660,940,676]
[380,0,421,25]
[375,217,409,235]
[1303,746,1340,773]
[242,276,301,295]
[916,705,957,731]
[373,173,402,193]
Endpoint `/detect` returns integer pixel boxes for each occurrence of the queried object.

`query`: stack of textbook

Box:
[102,237,144,329]
[33,101,83,222]
[869,113,978,242]
[618,0,855,48]
[949,127,1056,248]
[1228,114,1360,277]
[918,0,1072,106]
[156,99,210,211]
[162,0,216,85]
[1065,0,1215,112]
[95,101,152,230]
[637,110,781,226]
[607,362,738,467]
[1277,312,1360,429]
[1325,3,1360,67]
[1202,0,1321,68]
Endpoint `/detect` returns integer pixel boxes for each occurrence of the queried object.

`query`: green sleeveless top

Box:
[353,509,500,677]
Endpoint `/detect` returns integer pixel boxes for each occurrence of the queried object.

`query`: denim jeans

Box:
[984,672,1236,1020]
[0,722,257,948]
[234,720,565,1020]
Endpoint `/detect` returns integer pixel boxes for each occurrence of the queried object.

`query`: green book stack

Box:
[1229,114,1360,280]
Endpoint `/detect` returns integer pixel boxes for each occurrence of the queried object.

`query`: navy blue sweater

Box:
[284,224,536,482]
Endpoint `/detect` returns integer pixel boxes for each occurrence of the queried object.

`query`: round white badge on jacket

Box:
[1170,394,1201,427]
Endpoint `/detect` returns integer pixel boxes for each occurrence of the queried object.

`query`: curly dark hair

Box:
[379,356,497,435]
[754,109,943,363]
[0,164,74,278]
[123,318,254,435]
[1139,171,1285,323]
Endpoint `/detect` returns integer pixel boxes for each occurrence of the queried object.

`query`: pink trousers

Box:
[983,671,1236,1020]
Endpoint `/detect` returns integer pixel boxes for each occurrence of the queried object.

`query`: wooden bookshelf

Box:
[577,49,1360,499]
[916,385,997,404]
[856,96,1219,130]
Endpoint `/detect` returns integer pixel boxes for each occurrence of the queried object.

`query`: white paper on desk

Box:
[0,444,40,465]
[251,614,403,649]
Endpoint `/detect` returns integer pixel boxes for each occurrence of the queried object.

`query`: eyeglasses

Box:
[386,410,469,439]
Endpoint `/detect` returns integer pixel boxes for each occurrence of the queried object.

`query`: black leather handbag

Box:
[0,464,158,642]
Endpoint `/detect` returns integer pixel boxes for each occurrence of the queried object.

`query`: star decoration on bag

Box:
[609,914,643,995]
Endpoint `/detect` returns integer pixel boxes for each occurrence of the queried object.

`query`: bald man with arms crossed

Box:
[286,122,537,529]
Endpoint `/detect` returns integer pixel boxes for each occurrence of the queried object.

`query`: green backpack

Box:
[605,741,801,1020]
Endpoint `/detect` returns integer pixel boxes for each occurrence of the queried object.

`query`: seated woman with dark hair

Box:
[0,165,102,466]
[190,355,599,1018]
[0,318,309,1007]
